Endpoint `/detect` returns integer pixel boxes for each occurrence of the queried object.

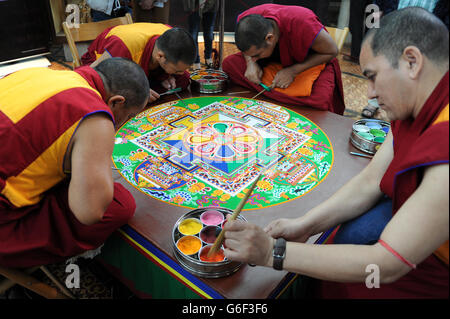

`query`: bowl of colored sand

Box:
[199,226,222,244]
[178,218,203,236]
[200,210,224,226]
[190,69,228,94]
[176,236,202,256]
[172,207,246,278]
[350,119,390,155]
[198,245,225,262]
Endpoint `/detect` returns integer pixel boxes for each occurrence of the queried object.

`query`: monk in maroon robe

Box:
[81,24,196,103]
[0,59,149,268]
[222,4,345,115]
[221,8,449,298]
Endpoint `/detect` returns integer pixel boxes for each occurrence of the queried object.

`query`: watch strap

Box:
[273,238,286,271]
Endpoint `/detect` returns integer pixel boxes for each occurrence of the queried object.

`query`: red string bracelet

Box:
[378,239,417,269]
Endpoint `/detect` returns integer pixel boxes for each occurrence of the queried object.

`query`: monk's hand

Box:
[244,60,263,85]
[223,220,274,267]
[272,67,296,89]
[139,0,155,10]
[162,77,177,90]
[149,89,160,103]
[264,217,312,243]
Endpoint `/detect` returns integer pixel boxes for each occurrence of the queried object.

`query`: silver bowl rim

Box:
[172,206,246,267]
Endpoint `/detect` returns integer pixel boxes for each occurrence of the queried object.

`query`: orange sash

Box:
[432,104,449,266]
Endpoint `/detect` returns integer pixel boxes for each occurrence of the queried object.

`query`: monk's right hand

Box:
[244,60,263,85]
[149,89,160,103]
[223,220,274,267]
[161,77,177,90]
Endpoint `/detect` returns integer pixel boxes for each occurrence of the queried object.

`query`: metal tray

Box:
[190,69,228,94]
[350,119,390,154]
[172,206,246,278]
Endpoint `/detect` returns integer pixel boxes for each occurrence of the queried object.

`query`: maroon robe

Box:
[81,26,190,93]
[0,67,136,268]
[222,4,345,115]
[317,72,449,299]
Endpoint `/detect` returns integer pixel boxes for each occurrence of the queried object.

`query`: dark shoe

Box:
[205,58,213,69]
[361,104,379,118]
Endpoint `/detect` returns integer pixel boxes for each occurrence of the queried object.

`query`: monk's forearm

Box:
[287,53,335,75]
[266,242,401,283]
[68,176,114,225]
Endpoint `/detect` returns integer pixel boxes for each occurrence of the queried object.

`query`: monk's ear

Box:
[265,33,275,45]
[156,50,166,62]
[107,95,126,109]
[401,46,423,80]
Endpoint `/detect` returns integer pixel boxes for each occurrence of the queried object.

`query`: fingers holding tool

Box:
[162,77,177,90]
[223,219,275,266]
[149,89,160,103]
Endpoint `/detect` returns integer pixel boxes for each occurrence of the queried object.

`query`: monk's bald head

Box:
[235,14,274,52]
[155,28,196,65]
[94,57,149,109]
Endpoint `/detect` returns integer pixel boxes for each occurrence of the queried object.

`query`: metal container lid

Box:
[350,119,390,154]
[190,69,228,94]
[172,207,245,278]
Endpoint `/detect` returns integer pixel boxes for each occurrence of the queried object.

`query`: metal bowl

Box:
[190,69,228,94]
[172,206,245,278]
[350,119,390,154]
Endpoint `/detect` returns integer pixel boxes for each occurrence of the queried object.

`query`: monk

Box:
[81,23,196,103]
[0,58,150,268]
[222,4,345,115]
[223,7,449,298]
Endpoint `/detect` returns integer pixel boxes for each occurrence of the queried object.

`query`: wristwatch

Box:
[272,238,286,271]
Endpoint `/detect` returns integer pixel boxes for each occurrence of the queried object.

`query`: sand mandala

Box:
[113,96,333,210]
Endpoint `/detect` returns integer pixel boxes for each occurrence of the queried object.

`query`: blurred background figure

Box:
[183,0,219,70]
[346,0,372,65]
[374,0,448,28]
[87,0,132,22]
[134,0,170,24]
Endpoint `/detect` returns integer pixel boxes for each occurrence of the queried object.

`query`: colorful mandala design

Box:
[182,121,262,162]
[113,96,334,210]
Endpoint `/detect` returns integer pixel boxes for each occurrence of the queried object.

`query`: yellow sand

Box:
[178,218,203,235]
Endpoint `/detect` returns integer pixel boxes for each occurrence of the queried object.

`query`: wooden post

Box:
[0,266,68,299]
[40,266,76,299]
[218,0,225,69]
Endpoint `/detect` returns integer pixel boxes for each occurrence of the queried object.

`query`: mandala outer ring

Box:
[113,96,335,211]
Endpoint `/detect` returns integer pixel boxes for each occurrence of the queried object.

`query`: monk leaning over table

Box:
[223,7,449,298]
[222,4,345,115]
[82,23,196,103]
[0,58,149,268]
